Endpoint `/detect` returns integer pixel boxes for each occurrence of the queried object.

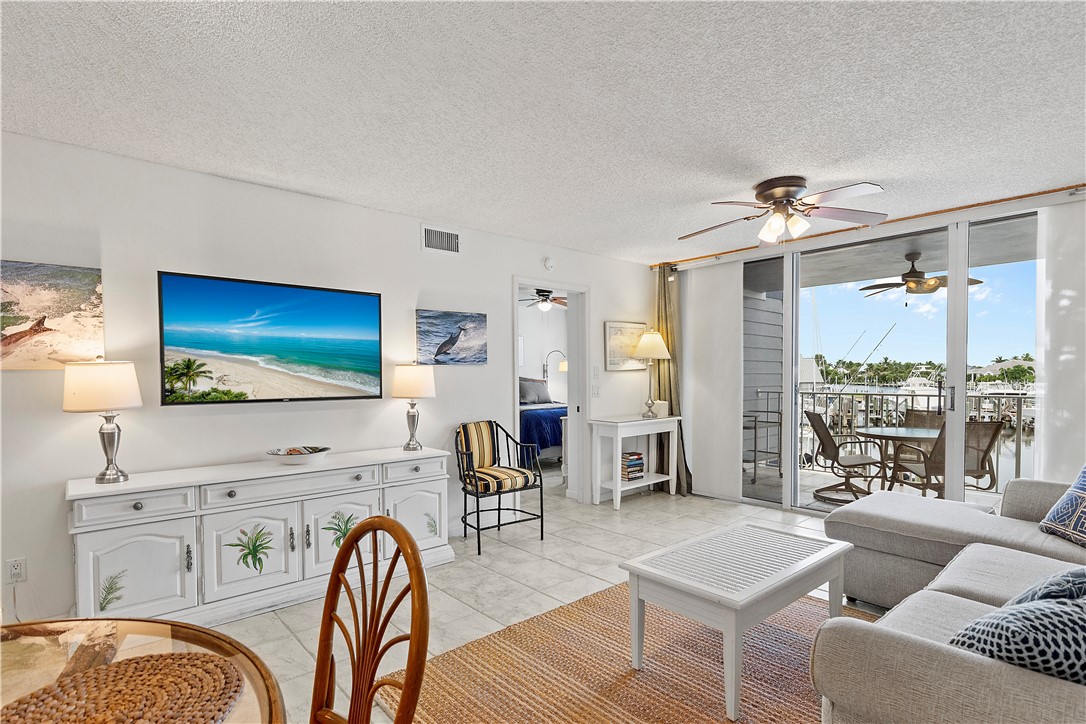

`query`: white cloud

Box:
[911,302,940,318]
[970,285,992,301]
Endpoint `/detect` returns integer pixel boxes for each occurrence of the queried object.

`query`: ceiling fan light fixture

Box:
[786,211,811,238]
[758,210,787,244]
[537,299,553,312]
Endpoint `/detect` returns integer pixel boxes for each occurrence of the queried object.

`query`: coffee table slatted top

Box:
[621,524,851,607]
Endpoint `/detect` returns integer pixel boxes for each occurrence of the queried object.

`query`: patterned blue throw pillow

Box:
[1039,465,1086,548]
[1007,567,1086,606]
[950,599,1086,684]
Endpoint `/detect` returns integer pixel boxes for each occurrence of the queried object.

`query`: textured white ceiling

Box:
[3,2,1083,265]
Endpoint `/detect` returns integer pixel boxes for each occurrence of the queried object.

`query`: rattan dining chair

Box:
[805,410,886,505]
[889,420,1003,497]
[310,516,429,724]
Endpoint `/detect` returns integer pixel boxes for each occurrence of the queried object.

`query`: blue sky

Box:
[160,274,380,339]
[799,261,1035,367]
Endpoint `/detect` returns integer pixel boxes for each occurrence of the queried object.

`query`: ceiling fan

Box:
[520,288,566,311]
[679,175,888,243]
[859,252,983,298]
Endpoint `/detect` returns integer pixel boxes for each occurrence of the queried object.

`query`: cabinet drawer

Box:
[201,466,378,509]
[73,488,196,528]
[382,457,446,483]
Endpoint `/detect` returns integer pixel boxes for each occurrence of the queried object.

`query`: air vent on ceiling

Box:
[421,226,460,254]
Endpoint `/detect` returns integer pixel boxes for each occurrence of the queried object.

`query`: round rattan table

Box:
[1,618,285,723]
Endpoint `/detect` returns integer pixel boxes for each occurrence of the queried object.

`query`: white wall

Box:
[1036,201,1086,482]
[0,133,654,621]
[681,262,745,500]
[516,297,568,403]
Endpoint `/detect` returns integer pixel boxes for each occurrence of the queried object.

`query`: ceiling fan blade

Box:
[931,275,984,286]
[865,287,898,298]
[554,298,568,307]
[799,182,884,207]
[709,201,769,208]
[858,282,903,292]
[804,206,888,226]
[678,210,769,241]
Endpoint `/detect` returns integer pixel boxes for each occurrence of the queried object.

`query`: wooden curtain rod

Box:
[649,183,1086,269]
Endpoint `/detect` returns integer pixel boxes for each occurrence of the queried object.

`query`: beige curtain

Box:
[653,266,692,495]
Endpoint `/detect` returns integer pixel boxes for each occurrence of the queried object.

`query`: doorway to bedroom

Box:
[514,280,588,504]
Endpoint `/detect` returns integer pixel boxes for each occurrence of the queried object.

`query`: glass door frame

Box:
[708,191,1081,510]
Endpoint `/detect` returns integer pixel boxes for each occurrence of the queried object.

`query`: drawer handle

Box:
[185,544,193,573]
[305,524,312,549]
[289,527,296,552]
[354,473,365,481]
[132,501,144,511]
[227,490,237,499]
[412,465,421,473]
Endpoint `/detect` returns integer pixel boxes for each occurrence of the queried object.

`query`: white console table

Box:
[66,447,453,626]
[590,415,681,510]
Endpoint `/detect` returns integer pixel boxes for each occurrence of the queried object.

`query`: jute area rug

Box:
[380,583,877,723]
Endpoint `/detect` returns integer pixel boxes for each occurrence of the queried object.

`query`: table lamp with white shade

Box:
[391,363,436,451]
[63,360,143,484]
[633,330,671,418]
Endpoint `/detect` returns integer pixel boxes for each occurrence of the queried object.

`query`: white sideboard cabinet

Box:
[68,447,452,626]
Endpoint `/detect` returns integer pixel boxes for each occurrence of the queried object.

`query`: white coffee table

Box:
[620,523,853,721]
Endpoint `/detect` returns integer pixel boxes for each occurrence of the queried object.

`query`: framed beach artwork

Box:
[0,260,105,370]
[158,272,382,404]
[604,321,647,371]
[416,309,487,365]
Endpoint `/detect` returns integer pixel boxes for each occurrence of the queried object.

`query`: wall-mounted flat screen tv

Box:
[158,272,381,405]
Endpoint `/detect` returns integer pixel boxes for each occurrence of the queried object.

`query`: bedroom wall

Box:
[516,296,569,404]
[0,132,654,621]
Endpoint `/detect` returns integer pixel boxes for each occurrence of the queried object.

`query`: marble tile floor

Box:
[210,471,873,722]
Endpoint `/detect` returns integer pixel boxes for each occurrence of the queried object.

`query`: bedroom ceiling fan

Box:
[520,289,567,311]
[679,176,888,243]
[859,252,983,298]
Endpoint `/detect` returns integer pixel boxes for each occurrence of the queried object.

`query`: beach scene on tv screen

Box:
[160,274,381,403]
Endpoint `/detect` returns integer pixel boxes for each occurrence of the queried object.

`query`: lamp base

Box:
[402,401,423,451]
[96,464,129,484]
[642,397,658,419]
[95,413,129,484]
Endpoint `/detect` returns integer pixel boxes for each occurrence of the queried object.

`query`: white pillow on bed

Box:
[519,378,552,404]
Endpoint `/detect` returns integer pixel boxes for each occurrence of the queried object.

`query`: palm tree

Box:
[993,356,1007,364]
[173,358,212,392]
[1019,352,1034,362]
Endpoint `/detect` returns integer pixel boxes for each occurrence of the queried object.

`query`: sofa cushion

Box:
[949,598,1086,685]
[1007,566,1086,606]
[1039,465,1086,548]
[877,589,996,644]
[927,544,1081,607]
[825,491,1086,567]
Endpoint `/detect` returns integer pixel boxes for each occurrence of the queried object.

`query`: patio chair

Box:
[804,410,886,505]
[904,409,943,428]
[889,420,1003,497]
[310,516,428,724]
[455,420,544,555]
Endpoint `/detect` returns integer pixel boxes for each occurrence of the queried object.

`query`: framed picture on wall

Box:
[604,321,647,371]
[0,260,105,370]
[416,309,488,365]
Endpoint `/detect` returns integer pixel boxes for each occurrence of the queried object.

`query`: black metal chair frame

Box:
[805,410,886,505]
[455,421,544,556]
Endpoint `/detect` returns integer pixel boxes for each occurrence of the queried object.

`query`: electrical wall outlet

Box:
[6,558,27,584]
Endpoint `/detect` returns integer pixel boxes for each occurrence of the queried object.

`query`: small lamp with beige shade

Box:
[63,360,143,484]
[391,363,436,451]
[633,330,671,418]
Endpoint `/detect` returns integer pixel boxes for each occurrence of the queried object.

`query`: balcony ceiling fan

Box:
[520,288,566,311]
[679,176,888,243]
[859,252,983,297]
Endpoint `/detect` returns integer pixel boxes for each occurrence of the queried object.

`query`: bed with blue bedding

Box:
[519,403,567,459]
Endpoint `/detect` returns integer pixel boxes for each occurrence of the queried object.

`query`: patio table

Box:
[854,426,942,469]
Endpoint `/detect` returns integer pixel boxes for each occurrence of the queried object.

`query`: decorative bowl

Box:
[267,446,331,465]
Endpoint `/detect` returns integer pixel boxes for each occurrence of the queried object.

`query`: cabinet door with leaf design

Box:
[383,478,447,554]
[75,518,197,618]
[201,502,301,603]
[301,490,381,579]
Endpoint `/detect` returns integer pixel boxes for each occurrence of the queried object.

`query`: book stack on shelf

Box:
[621,452,644,482]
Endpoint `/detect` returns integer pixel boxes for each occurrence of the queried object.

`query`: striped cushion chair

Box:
[455,420,544,555]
